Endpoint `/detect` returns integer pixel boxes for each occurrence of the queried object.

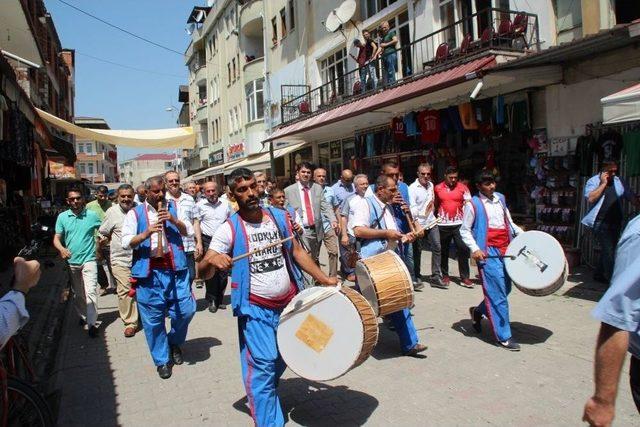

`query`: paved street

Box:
[55,253,638,426]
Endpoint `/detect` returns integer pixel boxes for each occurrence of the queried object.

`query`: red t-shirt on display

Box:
[434,182,471,226]
[391,117,408,142]
[417,109,440,144]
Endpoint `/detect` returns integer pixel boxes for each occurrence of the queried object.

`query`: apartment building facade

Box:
[73,117,118,184]
[119,153,177,187]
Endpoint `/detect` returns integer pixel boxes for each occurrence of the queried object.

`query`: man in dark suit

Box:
[284,162,337,278]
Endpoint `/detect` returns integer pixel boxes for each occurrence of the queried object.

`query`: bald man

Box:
[331,169,355,210]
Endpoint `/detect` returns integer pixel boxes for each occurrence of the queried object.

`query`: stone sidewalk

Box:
[55,254,639,426]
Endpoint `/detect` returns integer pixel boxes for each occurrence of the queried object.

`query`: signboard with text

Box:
[48,160,76,179]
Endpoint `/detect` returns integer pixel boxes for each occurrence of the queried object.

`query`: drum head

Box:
[278,288,365,381]
[355,260,379,316]
[504,231,567,294]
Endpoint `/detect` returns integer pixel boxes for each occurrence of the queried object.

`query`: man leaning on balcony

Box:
[376,21,398,86]
[350,29,378,92]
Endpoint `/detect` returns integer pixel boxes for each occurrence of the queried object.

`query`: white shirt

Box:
[460,194,523,253]
[351,195,398,233]
[208,215,291,300]
[196,198,231,237]
[133,194,145,205]
[297,182,314,227]
[99,205,133,267]
[343,194,365,237]
[121,201,194,253]
[408,179,436,227]
[166,191,197,252]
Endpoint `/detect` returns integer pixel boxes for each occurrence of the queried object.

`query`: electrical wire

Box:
[55,0,184,56]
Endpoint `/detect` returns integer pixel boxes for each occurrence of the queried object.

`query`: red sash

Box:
[150,256,174,270]
[487,227,510,255]
[249,282,297,309]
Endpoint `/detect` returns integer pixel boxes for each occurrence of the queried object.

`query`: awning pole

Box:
[269,141,275,174]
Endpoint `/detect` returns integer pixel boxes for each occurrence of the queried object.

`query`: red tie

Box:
[303,187,315,226]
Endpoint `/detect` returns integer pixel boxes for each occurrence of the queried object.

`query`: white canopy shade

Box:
[601,83,640,125]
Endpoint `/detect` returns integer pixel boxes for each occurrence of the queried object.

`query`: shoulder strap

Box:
[366,197,387,230]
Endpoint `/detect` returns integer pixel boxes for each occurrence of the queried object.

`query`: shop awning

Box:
[36,108,196,149]
[185,159,243,182]
[264,56,497,143]
[225,141,310,173]
[601,83,640,125]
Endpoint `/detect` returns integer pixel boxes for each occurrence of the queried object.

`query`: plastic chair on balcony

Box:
[480,26,494,48]
[511,13,529,48]
[298,100,310,114]
[435,42,450,64]
[459,34,473,57]
[352,79,362,95]
[497,19,513,46]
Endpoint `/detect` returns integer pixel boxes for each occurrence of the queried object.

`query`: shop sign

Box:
[48,160,76,179]
[330,140,341,159]
[227,142,245,160]
[210,149,224,165]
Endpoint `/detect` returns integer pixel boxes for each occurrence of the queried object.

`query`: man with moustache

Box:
[121,176,196,379]
[195,181,232,313]
[313,167,340,277]
[99,184,139,337]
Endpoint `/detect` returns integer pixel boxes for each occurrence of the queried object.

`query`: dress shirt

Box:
[298,182,315,227]
[459,193,523,253]
[331,180,355,209]
[99,205,133,267]
[408,179,436,227]
[196,198,231,237]
[350,195,398,233]
[121,201,194,252]
[0,290,29,349]
[166,191,197,252]
[321,186,336,233]
[342,194,364,237]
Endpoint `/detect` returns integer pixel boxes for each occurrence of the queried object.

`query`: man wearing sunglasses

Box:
[54,188,102,338]
[408,163,441,290]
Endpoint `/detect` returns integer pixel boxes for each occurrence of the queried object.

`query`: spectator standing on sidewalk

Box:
[582,160,638,283]
[313,167,340,278]
[434,166,472,289]
[99,184,138,338]
[87,185,116,295]
[408,163,439,291]
[583,214,640,425]
[165,171,201,285]
[340,174,369,281]
[53,188,102,338]
[195,181,232,313]
[255,172,270,208]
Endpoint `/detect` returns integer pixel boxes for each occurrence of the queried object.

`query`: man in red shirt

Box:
[434,166,472,288]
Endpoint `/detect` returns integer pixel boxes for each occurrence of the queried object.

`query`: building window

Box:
[555,0,582,42]
[245,78,264,123]
[165,162,173,169]
[288,0,295,31]
[211,76,219,102]
[227,62,232,84]
[228,110,234,135]
[77,143,84,153]
[88,163,94,174]
[235,105,241,130]
[78,162,85,173]
[320,48,348,98]
[271,17,278,45]
[438,0,456,46]
[232,58,236,81]
[280,8,287,38]
[361,0,398,20]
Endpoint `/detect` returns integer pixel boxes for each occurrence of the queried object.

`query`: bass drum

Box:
[278,286,378,381]
[504,230,568,297]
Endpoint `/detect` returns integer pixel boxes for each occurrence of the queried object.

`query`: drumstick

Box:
[231,236,295,263]
[485,255,515,259]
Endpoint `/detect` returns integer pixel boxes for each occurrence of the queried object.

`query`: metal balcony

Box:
[280,8,539,126]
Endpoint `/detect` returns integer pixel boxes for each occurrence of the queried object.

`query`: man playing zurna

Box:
[460,171,523,351]
[121,175,196,379]
[199,168,338,427]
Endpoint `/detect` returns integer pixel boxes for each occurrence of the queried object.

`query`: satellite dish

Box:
[325,0,356,32]
[195,9,206,23]
[185,23,196,35]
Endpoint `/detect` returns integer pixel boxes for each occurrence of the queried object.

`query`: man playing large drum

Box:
[199,168,338,427]
[351,175,428,357]
[460,170,523,351]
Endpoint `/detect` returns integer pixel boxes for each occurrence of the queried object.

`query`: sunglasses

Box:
[167,179,180,183]
[67,197,83,201]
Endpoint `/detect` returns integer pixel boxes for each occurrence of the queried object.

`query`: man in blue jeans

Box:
[376,20,398,86]
[582,160,638,283]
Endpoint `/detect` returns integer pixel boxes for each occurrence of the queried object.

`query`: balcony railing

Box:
[281,8,539,125]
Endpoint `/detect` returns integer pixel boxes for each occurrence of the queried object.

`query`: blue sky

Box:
[44,0,196,161]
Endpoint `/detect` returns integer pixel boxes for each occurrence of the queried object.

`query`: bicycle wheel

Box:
[5,377,53,427]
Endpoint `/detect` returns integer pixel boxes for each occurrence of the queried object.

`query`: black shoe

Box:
[497,339,521,351]
[78,318,87,327]
[469,306,482,333]
[88,325,99,338]
[218,304,227,310]
[413,281,425,291]
[430,277,448,289]
[157,364,173,379]
[403,343,428,357]
[208,303,218,313]
[170,345,183,365]
[593,274,609,284]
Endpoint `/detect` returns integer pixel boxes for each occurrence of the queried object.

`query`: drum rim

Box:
[277,287,367,381]
[505,231,566,291]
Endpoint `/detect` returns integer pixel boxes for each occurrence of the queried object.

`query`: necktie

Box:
[303,187,315,226]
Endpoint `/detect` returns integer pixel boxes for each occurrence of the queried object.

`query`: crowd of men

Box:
[40,159,639,427]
